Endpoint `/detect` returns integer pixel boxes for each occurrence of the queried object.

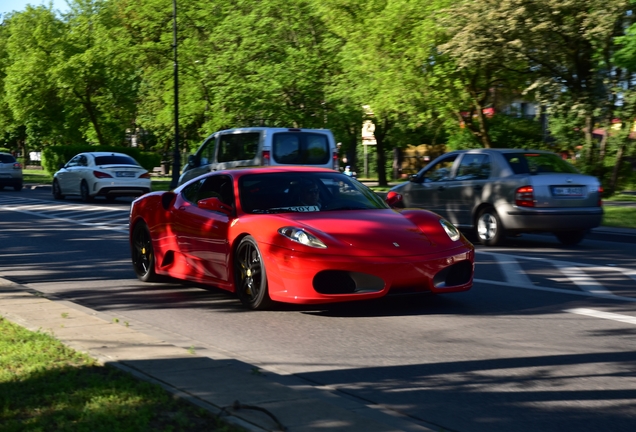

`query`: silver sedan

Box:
[388,149,603,246]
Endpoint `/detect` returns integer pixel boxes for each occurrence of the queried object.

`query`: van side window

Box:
[272,132,329,164]
[217,132,260,163]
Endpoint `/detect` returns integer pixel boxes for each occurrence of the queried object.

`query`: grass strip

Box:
[0,316,240,432]
[602,206,636,229]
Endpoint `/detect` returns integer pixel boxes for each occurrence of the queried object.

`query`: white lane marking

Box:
[566,308,636,325]
[0,205,128,233]
[492,254,533,286]
[473,279,636,303]
[553,263,616,297]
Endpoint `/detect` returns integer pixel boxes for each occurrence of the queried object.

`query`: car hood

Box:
[268,209,452,257]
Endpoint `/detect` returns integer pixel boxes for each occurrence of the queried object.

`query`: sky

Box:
[0,0,69,16]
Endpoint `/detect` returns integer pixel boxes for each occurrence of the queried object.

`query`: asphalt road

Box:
[2,186,636,432]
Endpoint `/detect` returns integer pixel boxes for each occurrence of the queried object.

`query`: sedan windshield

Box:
[504,153,579,175]
[239,172,389,213]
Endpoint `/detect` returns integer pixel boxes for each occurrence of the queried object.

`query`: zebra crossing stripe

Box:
[566,308,636,325]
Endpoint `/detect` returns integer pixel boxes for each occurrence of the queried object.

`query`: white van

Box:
[178,127,339,185]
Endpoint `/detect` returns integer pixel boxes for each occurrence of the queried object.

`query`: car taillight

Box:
[139,172,151,179]
[332,150,339,170]
[13,162,22,169]
[598,186,603,207]
[262,150,270,166]
[93,170,113,179]
[515,186,535,207]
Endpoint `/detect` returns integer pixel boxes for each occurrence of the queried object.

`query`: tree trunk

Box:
[609,143,626,194]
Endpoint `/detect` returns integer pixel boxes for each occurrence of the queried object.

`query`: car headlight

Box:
[278,227,327,249]
[440,219,460,241]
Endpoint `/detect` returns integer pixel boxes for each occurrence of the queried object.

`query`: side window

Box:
[456,154,490,180]
[182,179,203,203]
[66,155,81,167]
[196,175,234,207]
[423,155,457,182]
[198,136,217,165]
[217,132,260,163]
[78,155,88,167]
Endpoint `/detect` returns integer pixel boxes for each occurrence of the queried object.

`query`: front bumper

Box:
[261,244,474,304]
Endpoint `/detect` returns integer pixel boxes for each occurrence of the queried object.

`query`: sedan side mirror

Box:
[385,191,403,207]
[409,174,420,183]
[198,197,233,216]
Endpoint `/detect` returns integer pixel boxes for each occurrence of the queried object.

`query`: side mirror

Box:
[409,174,420,182]
[59,163,65,170]
[198,197,233,216]
[385,191,403,207]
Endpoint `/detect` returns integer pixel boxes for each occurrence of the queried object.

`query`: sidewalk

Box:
[0,278,435,432]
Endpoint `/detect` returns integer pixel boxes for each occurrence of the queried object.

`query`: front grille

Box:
[313,271,385,294]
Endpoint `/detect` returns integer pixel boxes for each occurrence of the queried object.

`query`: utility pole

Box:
[170,0,180,189]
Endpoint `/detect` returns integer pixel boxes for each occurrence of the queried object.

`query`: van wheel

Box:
[476,207,505,246]
[554,230,586,246]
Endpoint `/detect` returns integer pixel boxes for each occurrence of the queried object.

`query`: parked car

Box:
[178,127,339,185]
[130,167,474,310]
[52,152,151,202]
[0,152,23,191]
[387,149,603,246]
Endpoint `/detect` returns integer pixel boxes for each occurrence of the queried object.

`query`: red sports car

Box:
[129,167,474,309]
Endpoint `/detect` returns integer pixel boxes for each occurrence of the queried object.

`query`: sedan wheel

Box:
[234,236,273,310]
[52,180,65,200]
[554,230,586,246]
[80,180,93,202]
[131,222,159,282]
[476,207,505,246]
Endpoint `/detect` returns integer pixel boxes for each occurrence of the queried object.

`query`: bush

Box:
[41,146,161,174]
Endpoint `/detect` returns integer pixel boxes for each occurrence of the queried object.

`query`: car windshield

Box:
[504,152,579,175]
[239,172,389,213]
[94,155,139,166]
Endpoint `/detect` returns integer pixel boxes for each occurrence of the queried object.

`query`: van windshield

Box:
[272,132,330,165]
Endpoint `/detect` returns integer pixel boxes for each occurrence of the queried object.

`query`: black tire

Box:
[80,180,93,202]
[234,236,273,310]
[131,222,159,282]
[476,207,505,246]
[104,195,117,203]
[52,180,65,200]
[554,230,586,246]
[14,183,22,192]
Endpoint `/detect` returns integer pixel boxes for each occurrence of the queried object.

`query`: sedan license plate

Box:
[115,171,135,178]
[552,186,585,196]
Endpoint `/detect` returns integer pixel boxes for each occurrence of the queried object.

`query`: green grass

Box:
[0,316,240,432]
[602,206,636,229]
[604,193,636,202]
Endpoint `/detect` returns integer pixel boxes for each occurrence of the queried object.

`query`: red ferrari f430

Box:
[129,167,474,309]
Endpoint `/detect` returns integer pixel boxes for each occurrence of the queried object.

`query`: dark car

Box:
[389,149,603,246]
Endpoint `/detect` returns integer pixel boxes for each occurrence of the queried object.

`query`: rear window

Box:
[272,132,330,165]
[0,154,16,163]
[95,155,139,166]
[217,132,260,162]
[504,153,578,175]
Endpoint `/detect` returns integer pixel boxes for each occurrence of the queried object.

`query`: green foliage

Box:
[41,146,161,174]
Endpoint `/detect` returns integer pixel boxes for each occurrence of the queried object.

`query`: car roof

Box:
[212,127,332,134]
[452,148,555,154]
[217,166,338,176]
[80,152,134,157]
